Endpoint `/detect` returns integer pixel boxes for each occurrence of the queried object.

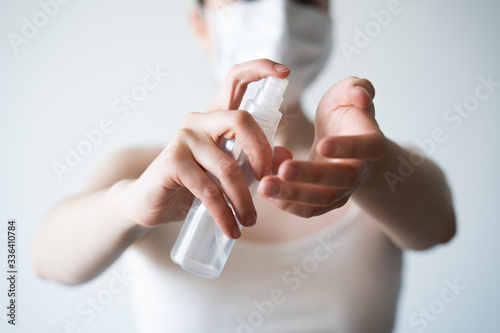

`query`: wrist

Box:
[354,137,395,197]
[107,179,148,232]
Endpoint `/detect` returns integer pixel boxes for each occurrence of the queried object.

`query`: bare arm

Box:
[32,148,161,285]
[257,77,456,251]
[33,59,290,285]
[352,138,456,250]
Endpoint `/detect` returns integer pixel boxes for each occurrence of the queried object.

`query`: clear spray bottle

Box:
[170,76,288,278]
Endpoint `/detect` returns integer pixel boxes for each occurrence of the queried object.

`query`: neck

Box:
[273,100,315,157]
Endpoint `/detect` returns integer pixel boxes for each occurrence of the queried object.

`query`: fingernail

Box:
[324,141,337,157]
[263,180,280,196]
[285,165,300,180]
[245,211,257,227]
[232,224,241,239]
[356,86,371,99]
[274,64,290,73]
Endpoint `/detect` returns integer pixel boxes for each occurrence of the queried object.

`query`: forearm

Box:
[352,138,456,250]
[32,180,149,285]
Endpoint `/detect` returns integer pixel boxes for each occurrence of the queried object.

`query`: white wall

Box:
[1,0,499,332]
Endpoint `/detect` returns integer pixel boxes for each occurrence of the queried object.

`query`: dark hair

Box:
[197,1,330,9]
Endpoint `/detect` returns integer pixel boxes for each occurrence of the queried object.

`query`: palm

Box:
[312,77,383,163]
[258,77,385,218]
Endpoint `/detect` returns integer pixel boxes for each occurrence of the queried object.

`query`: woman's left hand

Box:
[257,76,386,218]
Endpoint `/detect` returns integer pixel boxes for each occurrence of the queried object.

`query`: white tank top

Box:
[123,204,402,333]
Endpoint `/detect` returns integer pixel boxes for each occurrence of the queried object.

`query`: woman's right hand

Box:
[112,60,291,239]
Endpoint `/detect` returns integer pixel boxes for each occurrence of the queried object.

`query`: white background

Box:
[1,0,499,332]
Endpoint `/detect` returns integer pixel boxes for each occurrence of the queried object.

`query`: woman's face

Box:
[191,0,333,101]
[192,0,331,57]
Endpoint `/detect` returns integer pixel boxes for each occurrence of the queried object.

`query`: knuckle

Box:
[164,144,187,166]
[181,112,200,128]
[228,63,242,77]
[173,128,195,143]
[231,110,252,127]
[216,158,240,178]
[231,111,271,160]
[202,183,221,200]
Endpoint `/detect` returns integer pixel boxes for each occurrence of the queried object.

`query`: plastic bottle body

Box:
[169,198,235,278]
[170,77,288,278]
[170,141,259,278]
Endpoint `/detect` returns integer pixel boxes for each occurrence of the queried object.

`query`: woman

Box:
[33,0,456,332]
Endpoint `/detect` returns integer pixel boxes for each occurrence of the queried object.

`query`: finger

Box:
[208,59,290,112]
[181,111,273,179]
[258,176,343,207]
[318,76,376,112]
[340,77,375,108]
[184,136,258,228]
[351,78,375,107]
[317,133,385,160]
[260,194,350,219]
[277,160,360,189]
[173,153,240,239]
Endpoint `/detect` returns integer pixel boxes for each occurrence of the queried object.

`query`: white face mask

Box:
[207,0,333,106]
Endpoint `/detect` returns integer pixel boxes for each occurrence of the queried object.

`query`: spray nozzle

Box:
[253,77,289,109]
[262,76,288,99]
[244,76,289,143]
